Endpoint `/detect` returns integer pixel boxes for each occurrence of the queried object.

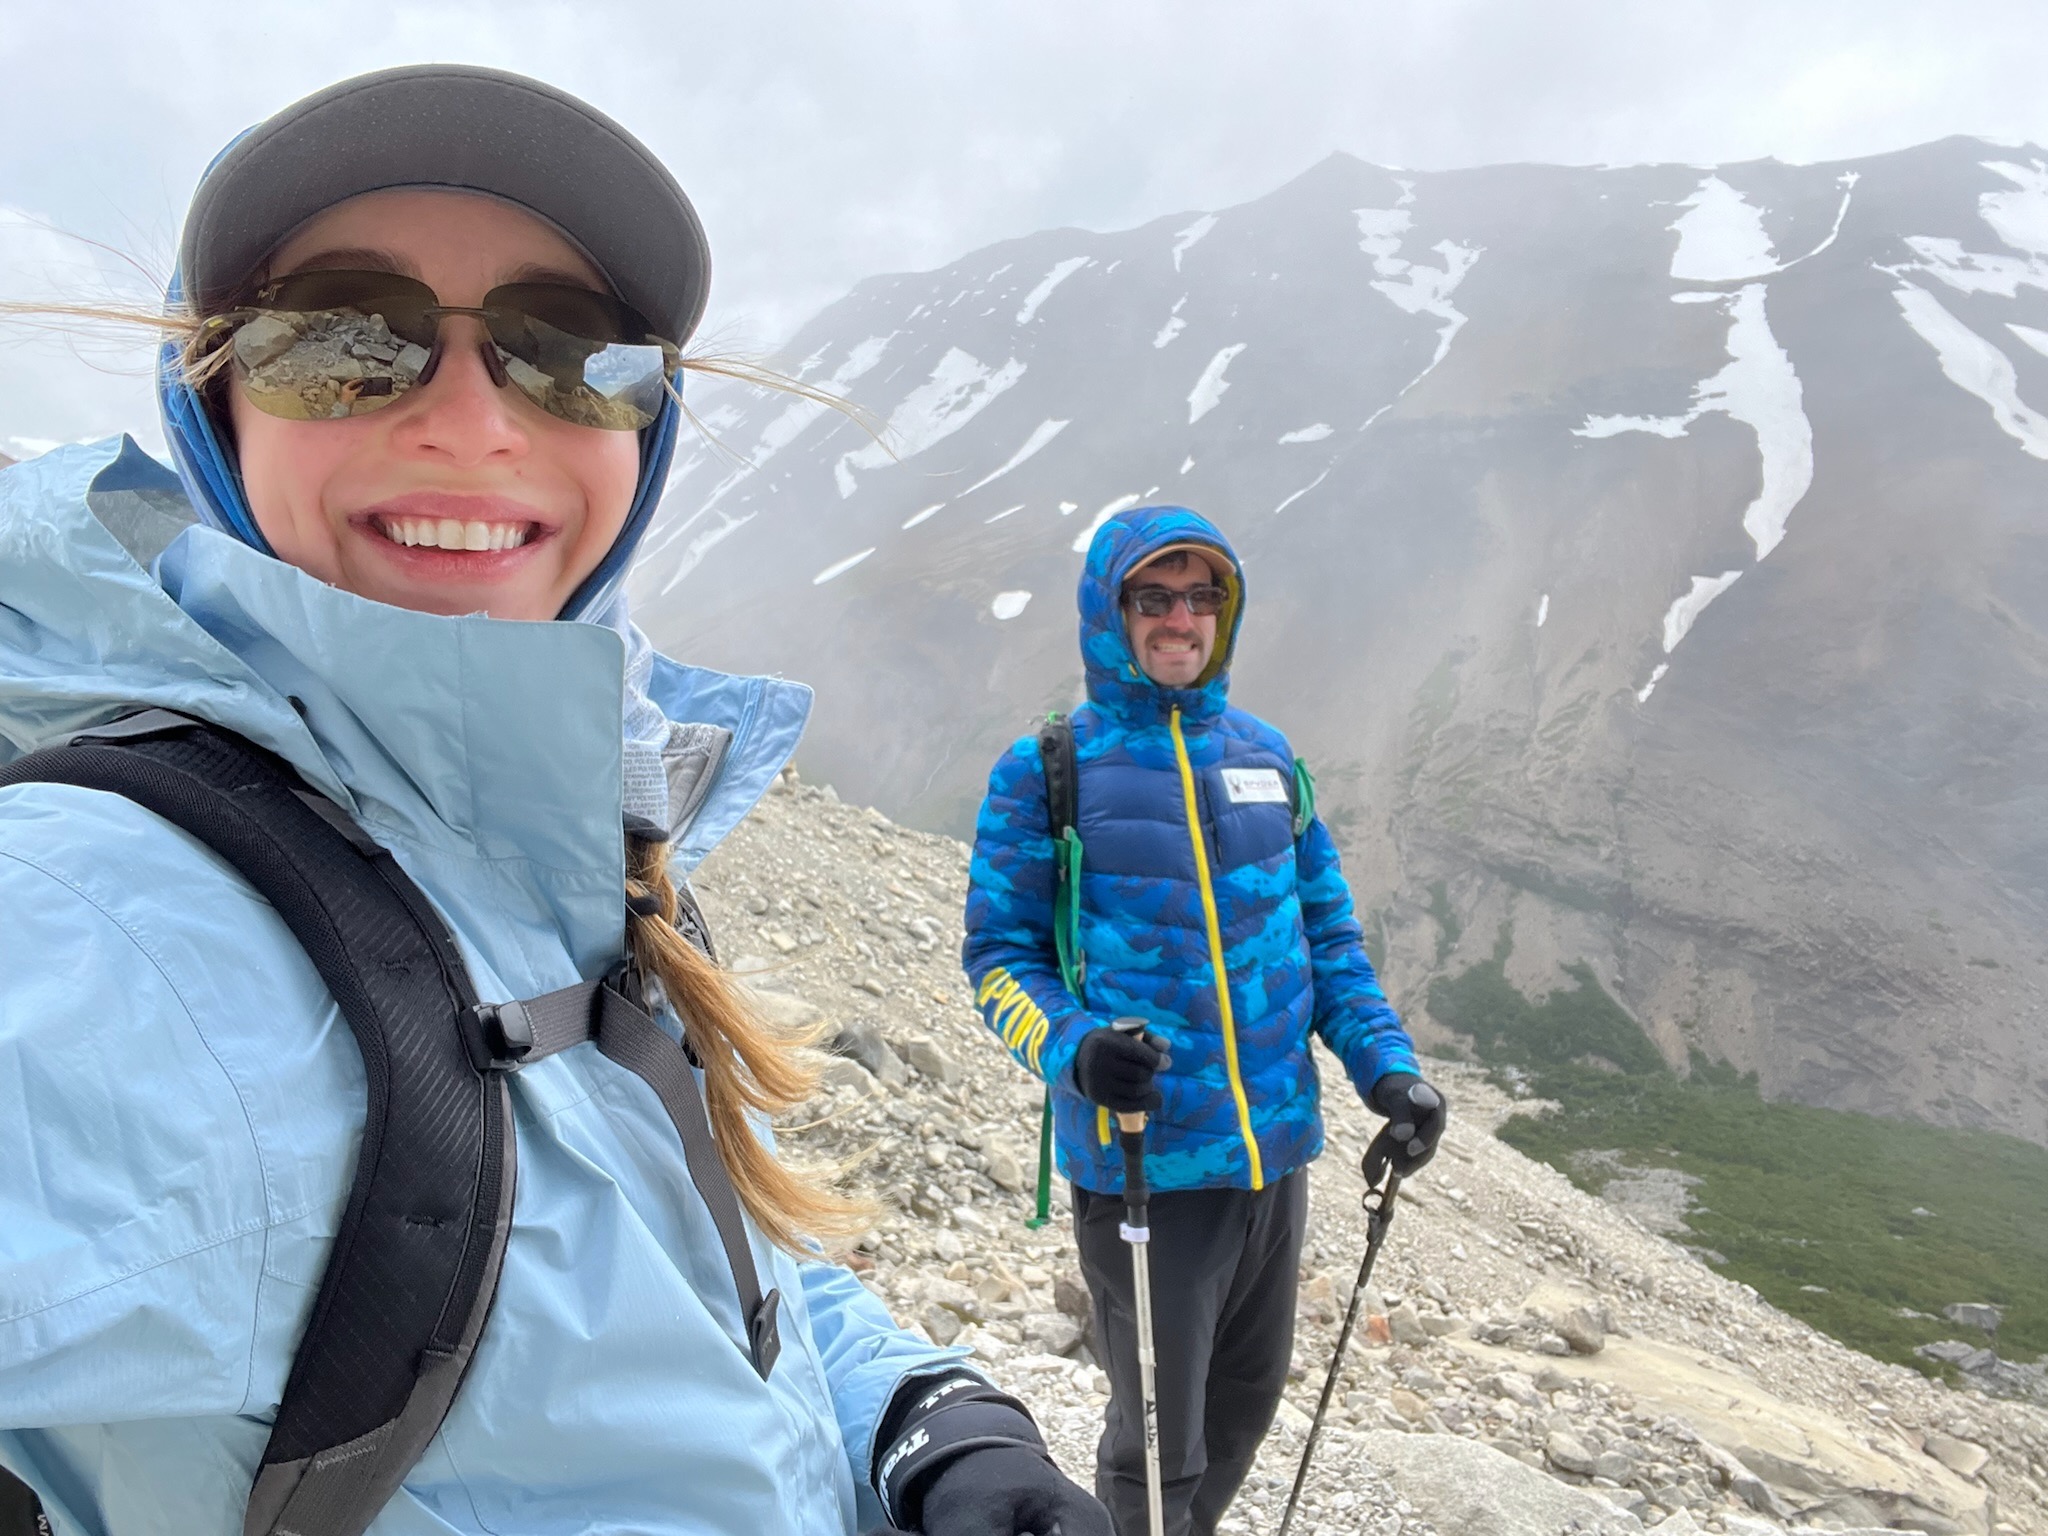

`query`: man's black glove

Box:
[919,1444,1113,1535]
[1073,1024,1171,1113]
[1368,1072,1448,1175]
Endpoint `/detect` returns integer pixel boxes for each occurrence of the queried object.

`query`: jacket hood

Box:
[0,437,807,988]
[1078,505,1244,727]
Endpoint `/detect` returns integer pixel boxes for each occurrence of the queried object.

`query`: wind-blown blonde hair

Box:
[626,838,868,1252]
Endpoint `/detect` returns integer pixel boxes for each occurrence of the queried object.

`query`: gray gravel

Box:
[693,772,2048,1536]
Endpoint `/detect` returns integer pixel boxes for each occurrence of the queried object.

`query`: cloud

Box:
[0,209,163,454]
[1,0,2045,447]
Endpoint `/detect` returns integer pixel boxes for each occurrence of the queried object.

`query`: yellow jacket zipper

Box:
[1169,706,1265,1189]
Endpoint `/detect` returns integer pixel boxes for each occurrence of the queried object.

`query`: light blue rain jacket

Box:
[0,438,958,1535]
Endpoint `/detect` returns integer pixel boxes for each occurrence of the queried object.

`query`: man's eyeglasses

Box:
[1122,583,1227,618]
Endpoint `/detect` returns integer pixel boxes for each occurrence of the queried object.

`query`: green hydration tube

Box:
[1029,824,1086,1229]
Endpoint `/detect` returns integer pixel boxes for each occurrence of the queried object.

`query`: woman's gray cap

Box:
[179,63,709,344]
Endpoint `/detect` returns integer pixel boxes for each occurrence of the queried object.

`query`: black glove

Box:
[1368,1072,1447,1175]
[1073,1024,1171,1113]
[919,1443,1113,1536]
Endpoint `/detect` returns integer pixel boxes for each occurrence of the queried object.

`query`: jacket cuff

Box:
[873,1371,1048,1530]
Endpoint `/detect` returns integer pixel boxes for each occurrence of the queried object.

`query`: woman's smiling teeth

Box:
[377,516,534,552]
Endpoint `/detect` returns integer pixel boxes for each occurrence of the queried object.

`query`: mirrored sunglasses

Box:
[1122,583,1227,618]
[198,269,682,431]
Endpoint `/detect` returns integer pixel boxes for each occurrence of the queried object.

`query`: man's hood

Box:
[1078,505,1244,727]
[0,437,807,988]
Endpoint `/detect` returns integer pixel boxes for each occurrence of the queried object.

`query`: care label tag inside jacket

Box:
[1221,767,1289,804]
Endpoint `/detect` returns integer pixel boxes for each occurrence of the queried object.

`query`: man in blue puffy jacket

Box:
[962,504,1447,1536]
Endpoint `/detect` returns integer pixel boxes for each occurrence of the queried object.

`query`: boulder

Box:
[1942,1302,2004,1336]
[1023,1312,1083,1356]
[743,986,824,1031]
[818,1054,877,1094]
[905,1036,961,1084]
[985,1145,1026,1192]
[1559,1303,1608,1355]
[1053,1273,1092,1320]
[1389,1301,1432,1345]
[1922,1432,1989,1479]
[1486,1370,1546,1410]
[1358,1430,1645,1535]
[1388,1388,1431,1422]
[829,1019,906,1087]
[1545,1430,1598,1475]
[1298,1272,1338,1325]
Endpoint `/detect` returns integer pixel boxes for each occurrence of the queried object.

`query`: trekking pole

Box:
[1112,1017,1167,1536]
[1276,1129,1403,1536]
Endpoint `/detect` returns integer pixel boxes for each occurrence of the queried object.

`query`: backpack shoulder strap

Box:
[0,717,512,1536]
[1034,713,1079,841]
[1032,714,1083,995]
[1289,754,1316,841]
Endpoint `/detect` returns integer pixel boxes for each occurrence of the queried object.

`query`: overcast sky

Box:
[4,0,2045,456]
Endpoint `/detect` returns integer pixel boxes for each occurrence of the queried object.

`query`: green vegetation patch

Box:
[1425,880,1463,965]
[1426,934,2048,1371]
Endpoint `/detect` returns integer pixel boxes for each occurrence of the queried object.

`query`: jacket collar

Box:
[0,437,808,975]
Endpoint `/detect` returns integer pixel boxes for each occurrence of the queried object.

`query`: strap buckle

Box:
[463,999,535,1072]
[749,1288,784,1379]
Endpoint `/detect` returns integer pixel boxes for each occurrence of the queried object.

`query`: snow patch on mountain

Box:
[1663,570,1745,653]
[1353,193,1481,426]
[1579,285,1811,562]
[1895,234,2048,298]
[1887,162,2048,317]
[1279,423,1334,443]
[1668,177,1779,282]
[836,348,1027,497]
[1893,283,2048,458]
[1537,593,1550,628]
[1637,662,1669,704]
[1015,259,1091,325]
[984,505,1024,524]
[991,590,1031,620]
[1978,159,2048,254]
[756,334,892,461]
[1576,413,1693,439]
[901,503,945,530]
[1778,173,1861,269]
[2009,322,2048,358]
[1070,489,1157,553]
[812,548,876,585]
[1274,468,1331,515]
[1187,343,1247,424]
[959,419,1070,497]
[1153,295,1188,349]
[1171,214,1218,272]
[1575,283,1812,694]
[656,511,756,596]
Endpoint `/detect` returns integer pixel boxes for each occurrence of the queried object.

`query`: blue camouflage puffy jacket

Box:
[962,505,1417,1195]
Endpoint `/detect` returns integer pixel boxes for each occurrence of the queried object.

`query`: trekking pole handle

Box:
[1111,1018,1151,1221]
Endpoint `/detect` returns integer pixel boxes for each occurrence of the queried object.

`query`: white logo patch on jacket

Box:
[1221,767,1289,805]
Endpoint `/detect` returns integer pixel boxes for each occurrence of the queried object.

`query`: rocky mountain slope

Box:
[633,137,2048,1149]
[695,771,2048,1536]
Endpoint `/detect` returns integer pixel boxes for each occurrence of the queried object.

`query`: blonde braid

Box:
[624,837,868,1254]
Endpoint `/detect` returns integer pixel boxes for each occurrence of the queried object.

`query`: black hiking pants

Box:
[1073,1167,1307,1536]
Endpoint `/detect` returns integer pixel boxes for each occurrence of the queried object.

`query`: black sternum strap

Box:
[472,973,782,1379]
